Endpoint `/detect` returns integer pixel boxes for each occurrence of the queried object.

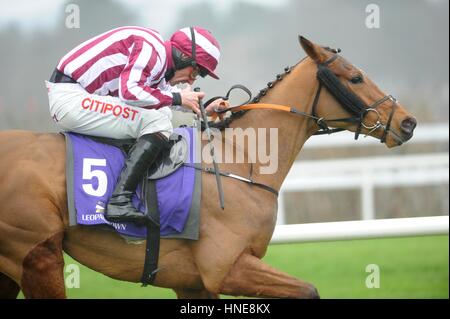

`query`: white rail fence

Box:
[277,123,449,225]
[272,124,449,243]
[270,216,449,244]
[277,153,449,223]
[302,123,449,149]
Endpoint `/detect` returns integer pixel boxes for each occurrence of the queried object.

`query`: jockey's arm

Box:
[118,39,178,109]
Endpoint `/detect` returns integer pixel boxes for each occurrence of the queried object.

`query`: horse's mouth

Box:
[402,132,414,143]
[390,130,413,146]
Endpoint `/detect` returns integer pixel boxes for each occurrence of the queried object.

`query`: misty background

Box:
[0,0,448,222]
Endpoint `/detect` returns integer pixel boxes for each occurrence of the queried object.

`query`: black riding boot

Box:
[105,133,169,226]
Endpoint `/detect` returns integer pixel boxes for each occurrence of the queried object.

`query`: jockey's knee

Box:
[139,112,173,139]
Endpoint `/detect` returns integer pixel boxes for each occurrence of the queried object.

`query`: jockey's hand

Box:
[180,85,205,116]
[205,99,230,119]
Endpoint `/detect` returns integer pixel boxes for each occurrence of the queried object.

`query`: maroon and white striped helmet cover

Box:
[170,26,221,79]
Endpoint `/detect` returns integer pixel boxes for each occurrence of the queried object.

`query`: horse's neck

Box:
[228,59,318,191]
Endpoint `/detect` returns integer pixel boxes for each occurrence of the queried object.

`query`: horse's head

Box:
[299,36,417,147]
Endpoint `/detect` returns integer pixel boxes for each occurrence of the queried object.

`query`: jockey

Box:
[46,26,226,225]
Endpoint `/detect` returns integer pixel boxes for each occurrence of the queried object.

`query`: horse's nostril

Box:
[400,117,417,134]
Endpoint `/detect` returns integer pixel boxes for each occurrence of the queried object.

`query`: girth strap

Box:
[184,163,279,196]
[141,178,161,286]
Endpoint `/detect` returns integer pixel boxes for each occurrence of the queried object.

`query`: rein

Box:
[198,52,399,197]
[210,54,398,142]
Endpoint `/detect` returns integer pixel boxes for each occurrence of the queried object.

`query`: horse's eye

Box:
[351,75,363,84]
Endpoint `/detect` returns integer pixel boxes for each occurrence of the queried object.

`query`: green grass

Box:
[264,235,448,299]
[19,235,449,298]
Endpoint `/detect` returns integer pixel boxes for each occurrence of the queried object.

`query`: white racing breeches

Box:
[45,81,173,140]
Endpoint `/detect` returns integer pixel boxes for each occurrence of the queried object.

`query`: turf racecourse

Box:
[18,235,448,299]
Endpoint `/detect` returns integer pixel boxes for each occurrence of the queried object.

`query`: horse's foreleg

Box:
[0,272,21,299]
[173,288,219,299]
[21,232,66,299]
[219,253,319,299]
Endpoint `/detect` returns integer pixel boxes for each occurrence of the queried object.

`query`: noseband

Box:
[312,54,398,142]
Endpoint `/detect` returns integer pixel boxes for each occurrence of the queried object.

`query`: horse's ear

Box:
[298,35,326,64]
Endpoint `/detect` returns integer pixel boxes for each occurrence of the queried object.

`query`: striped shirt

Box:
[57,26,177,109]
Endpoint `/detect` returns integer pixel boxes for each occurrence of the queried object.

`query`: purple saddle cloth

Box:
[64,127,200,240]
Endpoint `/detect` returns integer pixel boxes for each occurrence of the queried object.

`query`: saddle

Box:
[88,131,189,179]
[63,126,201,286]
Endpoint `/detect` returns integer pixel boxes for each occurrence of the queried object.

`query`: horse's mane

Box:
[206,59,305,131]
[205,46,342,131]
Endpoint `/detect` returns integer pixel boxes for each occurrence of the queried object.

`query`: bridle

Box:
[195,51,403,197]
[311,54,398,143]
[211,52,400,144]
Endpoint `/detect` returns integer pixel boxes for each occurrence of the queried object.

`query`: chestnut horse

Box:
[0,36,416,299]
